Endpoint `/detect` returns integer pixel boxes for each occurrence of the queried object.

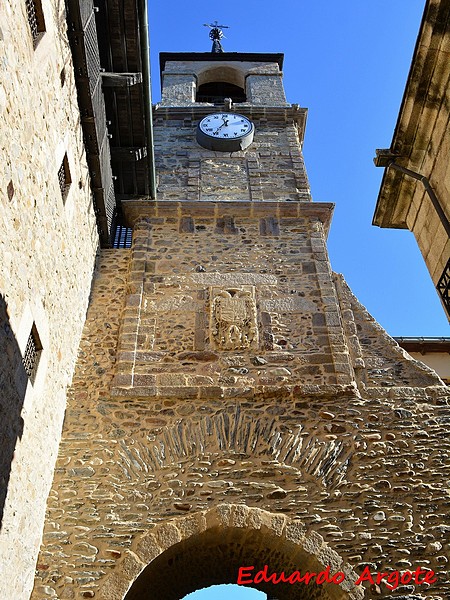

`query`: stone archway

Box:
[96,504,364,600]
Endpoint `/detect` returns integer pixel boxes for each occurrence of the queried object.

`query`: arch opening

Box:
[196,81,246,104]
[124,526,352,600]
[184,583,265,599]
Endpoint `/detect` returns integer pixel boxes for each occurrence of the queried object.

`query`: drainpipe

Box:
[374,150,450,238]
[137,0,156,199]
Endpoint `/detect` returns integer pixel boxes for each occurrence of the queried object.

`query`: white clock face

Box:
[199,113,253,139]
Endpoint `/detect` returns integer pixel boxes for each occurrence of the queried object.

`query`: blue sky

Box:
[149,0,449,337]
[184,584,264,599]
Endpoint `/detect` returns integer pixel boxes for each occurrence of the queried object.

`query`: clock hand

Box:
[213,117,230,134]
[213,123,226,134]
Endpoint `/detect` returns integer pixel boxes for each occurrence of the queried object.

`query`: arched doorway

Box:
[96,505,364,600]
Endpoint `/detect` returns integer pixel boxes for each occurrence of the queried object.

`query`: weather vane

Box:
[203,21,229,53]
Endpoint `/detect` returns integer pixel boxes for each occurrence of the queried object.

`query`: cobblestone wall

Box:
[0,2,98,597]
[112,205,352,399]
[32,227,449,600]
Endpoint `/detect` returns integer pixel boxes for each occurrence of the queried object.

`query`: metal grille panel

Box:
[437,257,450,317]
[25,0,45,45]
[85,15,101,94]
[58,155,71,201]
[80,0,95,28]
[113,225,133,248]
[23,323,42,382]
[105,182,116,230]
[26,0,39,40]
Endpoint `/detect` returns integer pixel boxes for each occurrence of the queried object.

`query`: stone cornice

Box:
[373,0,450,229]
[153,103,307,124]
[120,200,334,236]
[160,52,285,74]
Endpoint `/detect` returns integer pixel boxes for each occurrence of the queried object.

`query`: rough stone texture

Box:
[0,2,98,599]
[116,505,363,600]
[111,206,359,399]
[160,60,287,107]
[31,52,450,600]
[154,111,310,202]
[31,242,450,600]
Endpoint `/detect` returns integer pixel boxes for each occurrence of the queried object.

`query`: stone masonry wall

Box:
[160,60,287,107]
[154,112,311,202]
[0,1,98,597]
[401,3,450,287]
[32,223,449,599]
[28,42,449,600]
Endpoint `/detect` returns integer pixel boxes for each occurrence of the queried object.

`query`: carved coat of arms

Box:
[210,287,258,350]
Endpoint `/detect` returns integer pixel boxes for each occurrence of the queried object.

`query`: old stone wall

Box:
[154,111,310,202]
[23,37,450,600]
[32,223,449,599]
[0,1,98,597]
[401,6,450,286]
[160,60,287,107]
[111,204,355,400]
[373,1,450,296]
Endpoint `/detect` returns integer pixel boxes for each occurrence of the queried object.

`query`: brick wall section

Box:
[0,2,98,597]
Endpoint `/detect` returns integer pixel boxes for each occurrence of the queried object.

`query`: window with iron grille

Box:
[113,224,133,248]
[437,257,450,317]
[22,323,43,384]
[58,154,71,202]
[25,0,46,48]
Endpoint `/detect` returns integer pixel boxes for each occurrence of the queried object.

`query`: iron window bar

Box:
[25,0,45,47]
[58,154,71,201]
[23,323,42,383]
[113,224,132,248]
[437,257,450,318]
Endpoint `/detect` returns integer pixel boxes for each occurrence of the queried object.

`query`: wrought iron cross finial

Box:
[203,21,229,53]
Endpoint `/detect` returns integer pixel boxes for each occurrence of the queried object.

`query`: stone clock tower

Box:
[32,45,449,600]
[112,49,349,399]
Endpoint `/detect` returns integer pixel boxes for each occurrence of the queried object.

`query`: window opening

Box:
[7,180,14,201]
[22,323,43,384]
[25,0,46,47]
[196,81,246,104]
[58,154,71,202]
[113,224,133,248]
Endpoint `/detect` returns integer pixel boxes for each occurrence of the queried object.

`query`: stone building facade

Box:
[0,1,98,597]
[373,0,450,321]
[28,48,450,600]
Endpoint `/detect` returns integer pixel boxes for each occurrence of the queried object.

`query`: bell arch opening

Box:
[196,67,247,103]
[196,81,246,103]
[124,528,355,600]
